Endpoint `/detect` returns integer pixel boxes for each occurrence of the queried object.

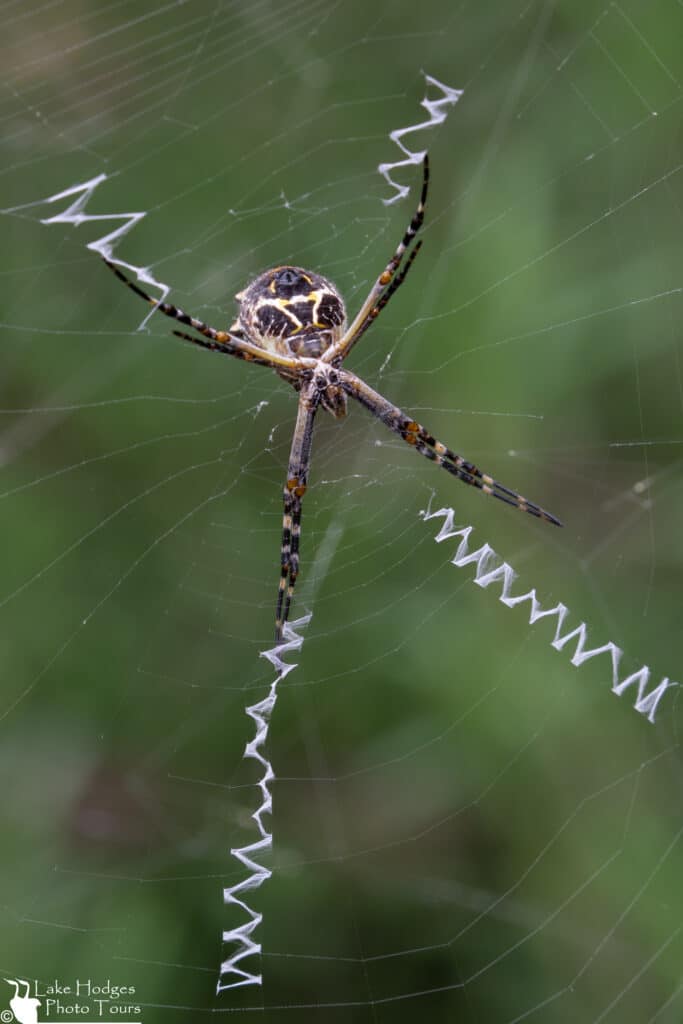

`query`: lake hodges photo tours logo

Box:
[2,978,141,1024]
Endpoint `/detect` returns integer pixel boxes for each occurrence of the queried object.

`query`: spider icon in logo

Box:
[3,979,41,1024]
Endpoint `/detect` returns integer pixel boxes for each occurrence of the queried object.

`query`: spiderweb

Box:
[1,1,682,1021]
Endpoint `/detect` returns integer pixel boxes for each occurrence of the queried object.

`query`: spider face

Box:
[235,265,346,359]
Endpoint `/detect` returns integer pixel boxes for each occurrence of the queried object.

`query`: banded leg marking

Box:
[340,371,562,527]
[275,391,318,642]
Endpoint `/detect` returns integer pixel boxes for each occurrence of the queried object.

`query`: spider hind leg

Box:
[340,370,563,528]
[275,388,319,642]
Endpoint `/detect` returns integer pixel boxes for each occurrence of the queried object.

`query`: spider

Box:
[104,155,562,642]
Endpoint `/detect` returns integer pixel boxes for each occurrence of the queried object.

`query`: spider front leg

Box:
[325,154,429,364]
[102,258,312,372]
[340,370,563,527]
[275,385,319,642]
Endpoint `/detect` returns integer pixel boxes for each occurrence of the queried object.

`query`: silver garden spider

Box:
[104,155,562,642]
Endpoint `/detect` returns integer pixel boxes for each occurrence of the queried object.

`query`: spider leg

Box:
[103,258,312,373]
[342,239,424,356]
[169,329,285,369]
[340,370,563,527]
[276,384,319,642]
[324,154,429,363]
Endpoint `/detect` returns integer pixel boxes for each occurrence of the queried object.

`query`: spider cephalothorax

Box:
[104,154,562,643]
[235,265,346,359]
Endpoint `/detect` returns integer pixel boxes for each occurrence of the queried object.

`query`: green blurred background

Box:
[1,1,682,1021]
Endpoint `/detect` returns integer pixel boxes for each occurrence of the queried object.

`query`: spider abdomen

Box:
[236,265,346,358]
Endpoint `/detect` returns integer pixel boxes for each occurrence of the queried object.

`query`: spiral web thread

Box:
[216,614,311,993]
[379,71,464,204]
[422,506,677,724]
[3,172,172,320]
